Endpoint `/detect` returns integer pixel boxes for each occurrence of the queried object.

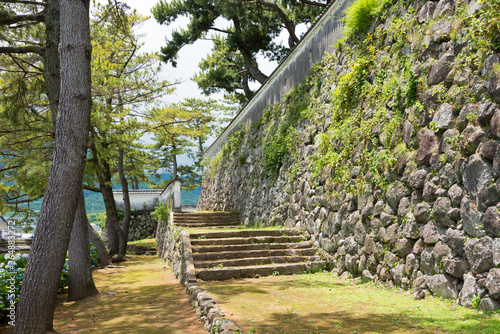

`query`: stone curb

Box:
[179,230,242,333]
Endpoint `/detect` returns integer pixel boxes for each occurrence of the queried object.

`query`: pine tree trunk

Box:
[89,137,126,256]
[88,222,109,268]
[118,148,131,241]
[44,0,60,131]
[68,190,98,301]
[12,0,91,331]
[100,173,126,256]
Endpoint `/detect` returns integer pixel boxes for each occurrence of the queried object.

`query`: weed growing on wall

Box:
[343,0,383,38]
[152,201,172,222]
[202,151,223,183]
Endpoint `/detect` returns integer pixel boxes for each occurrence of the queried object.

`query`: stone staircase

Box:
[173,211,240,228]
[189,229,326,280]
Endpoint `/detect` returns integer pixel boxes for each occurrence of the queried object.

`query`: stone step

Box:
[174,214,240,218]
[173,213,239,220]
[196,262,326,281]
[190,229,300,239]
[195,255,322,268]
[173,212,240,216]
[192,248,317,261]
[173,211,241,229]
[191,235,304,246]
[174,220,241,224]
[174,220,240,225]
[173,223,241,228]
[192,241,312,253]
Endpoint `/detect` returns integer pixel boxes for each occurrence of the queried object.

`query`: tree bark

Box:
[89,136,126,256]
[44,0,61,132]
[241,70,253,100]
[101,169,126,256]
[67,190,98,301]
[12,0,91,331]
[118,148,131,242]
[88,222,109,268]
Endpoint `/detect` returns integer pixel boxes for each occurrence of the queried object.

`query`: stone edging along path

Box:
[156,217,242,334]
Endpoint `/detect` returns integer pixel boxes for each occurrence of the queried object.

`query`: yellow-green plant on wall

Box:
[152,201,171,222]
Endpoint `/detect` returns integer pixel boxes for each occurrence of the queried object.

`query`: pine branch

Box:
[0,0,46,5]
[0,12,45,26]
[252,0,300,45]
[0,46,44,55]
[83,185,102,193]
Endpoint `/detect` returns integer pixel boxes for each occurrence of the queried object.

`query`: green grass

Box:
[200,271,500,334]
[128,238,157,249]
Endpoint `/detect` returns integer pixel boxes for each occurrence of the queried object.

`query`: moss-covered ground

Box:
[128,238,157,249]
[200,272,500,334]
[51,255,205,334]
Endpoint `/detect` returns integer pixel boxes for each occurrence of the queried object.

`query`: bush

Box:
[343,0,381,38]
[152,201,171,222]
[1,246,100,323]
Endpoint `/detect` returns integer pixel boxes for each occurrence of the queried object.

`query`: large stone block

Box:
[446,228,466,257]
[483,206,500,238]
[432,103,455,131]
[442,258,470,279]
[464,236,494,274]
[433,197,454,227]
[425,274,458,299]
[418,1,436,23]
[421,221,444,245]
[461,196,484,237]
[416,131,439,166]
[408,169,428,189]
[428,53,455,86]
[459,274,478,308]
[486,268,500,300]
[421,246,436,274]
[386,182,410,211]
[477,101,498,126]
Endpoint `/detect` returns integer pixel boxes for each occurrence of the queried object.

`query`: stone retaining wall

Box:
[127,211,157,241]
[199,0,500,310]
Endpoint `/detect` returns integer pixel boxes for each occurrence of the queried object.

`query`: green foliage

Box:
[264,126,299,175]
[203,151,223,182]
[223,125,248,157]
[459,0,500,71]
[151,201,171,223]
[343,0,381,38]
[152,0,325,102]
[0,248,99,322]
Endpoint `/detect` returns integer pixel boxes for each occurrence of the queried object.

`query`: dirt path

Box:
[48,256,206,334]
